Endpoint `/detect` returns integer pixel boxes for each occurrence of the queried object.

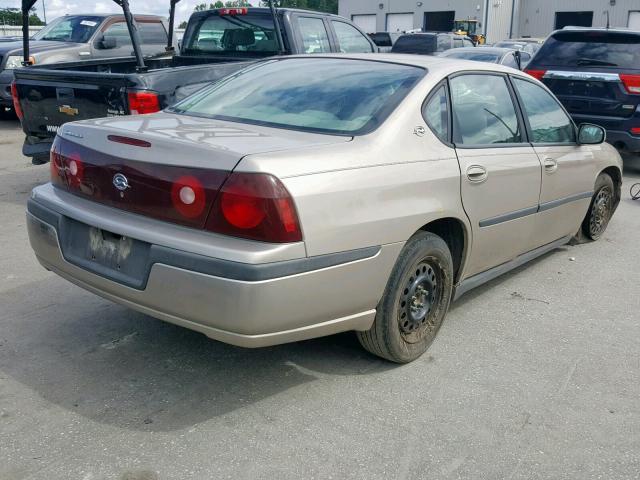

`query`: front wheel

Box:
[582,173,615,241]
[357,231,453,363]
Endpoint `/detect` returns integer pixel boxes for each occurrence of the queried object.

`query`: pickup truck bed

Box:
[14,56,252,160]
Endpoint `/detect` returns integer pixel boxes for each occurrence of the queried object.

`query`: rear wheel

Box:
[357,231,453,363]
[582,174,614,241]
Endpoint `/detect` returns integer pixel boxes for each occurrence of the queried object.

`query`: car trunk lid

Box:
[52,112,351,230]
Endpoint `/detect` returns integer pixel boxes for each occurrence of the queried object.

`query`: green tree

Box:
[0,7,44,26]
[194,0,250,11]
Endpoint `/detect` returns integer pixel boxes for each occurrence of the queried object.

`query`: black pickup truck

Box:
[13,2,376,163]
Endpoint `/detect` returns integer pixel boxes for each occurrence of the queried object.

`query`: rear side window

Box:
[392,35,436,54]
[450,75,522,145]
[512,78,575,144]
[103,22,132,46]
[332,21,373,53]
[437,36,453,51]
[298,17,331,53]
[138,22,168,44]
[423,85,449,143]
[534,31,640,68]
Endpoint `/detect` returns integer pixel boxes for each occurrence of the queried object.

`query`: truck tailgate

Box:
[14,68,132,141]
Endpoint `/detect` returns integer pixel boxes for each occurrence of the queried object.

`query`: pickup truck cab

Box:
[13,7,376,164]
[1,14,169,112]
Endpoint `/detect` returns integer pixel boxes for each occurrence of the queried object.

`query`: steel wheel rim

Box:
[589,187,612,237]
[397,258,443,344]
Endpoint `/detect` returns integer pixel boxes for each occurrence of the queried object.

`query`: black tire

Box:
[357,231,454,363]
[581,173,615,241]
[31,154,50,166]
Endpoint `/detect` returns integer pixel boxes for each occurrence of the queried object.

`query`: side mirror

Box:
[99,36,118,49]
[578,123,606,145]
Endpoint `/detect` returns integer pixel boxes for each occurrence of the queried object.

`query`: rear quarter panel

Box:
[237,82,469,259]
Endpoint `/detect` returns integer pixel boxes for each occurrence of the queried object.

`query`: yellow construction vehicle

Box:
[453,19,486,45]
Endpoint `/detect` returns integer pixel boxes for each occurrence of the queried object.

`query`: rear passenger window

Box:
[139,22,168,44]
[332,21,373,53]
[103,22,132,46]
[450,74,522,145]
[298,17,331,54]
[512,78,576,143]
[423,85,449,143]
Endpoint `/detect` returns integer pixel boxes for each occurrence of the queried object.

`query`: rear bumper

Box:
[27,185,400,347]
[22,138,53,159]
[604,130,640,153]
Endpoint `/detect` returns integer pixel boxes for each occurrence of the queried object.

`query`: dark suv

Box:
[525,28,640,153]
[391,32,474,55]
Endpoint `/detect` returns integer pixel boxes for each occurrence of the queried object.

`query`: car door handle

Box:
[544,157,558,173]
[466,165,488,183]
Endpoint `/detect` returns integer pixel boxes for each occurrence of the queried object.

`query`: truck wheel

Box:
[31,154,49,166]
[582,173,614,241]
[357,231,453,363]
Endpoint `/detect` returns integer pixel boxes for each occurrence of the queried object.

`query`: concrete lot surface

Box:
[0,118,639,480]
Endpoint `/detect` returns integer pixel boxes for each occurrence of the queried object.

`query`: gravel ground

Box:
[1,118,639,480]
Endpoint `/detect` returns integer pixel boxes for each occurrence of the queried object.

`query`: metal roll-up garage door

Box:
[386,13,414,33]
[352,14,377,34]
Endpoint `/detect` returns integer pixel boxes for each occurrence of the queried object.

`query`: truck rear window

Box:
[535,31,640,68]
[170,58,425,135]
[183,12,279,56]
[392,35,438,54]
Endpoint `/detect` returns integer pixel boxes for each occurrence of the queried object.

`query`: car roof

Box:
[191,7,344,19]
[284,53,526,76]
[555,27,640,35]
[63,13,164,19]
[442,47,514,55]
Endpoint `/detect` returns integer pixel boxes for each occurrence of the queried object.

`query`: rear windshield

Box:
[369,33,392,47]
[535,31,640,68]
[33,15,102,43]
[182,11,279,56]
[392,35,437,54]
[170,58,425,135]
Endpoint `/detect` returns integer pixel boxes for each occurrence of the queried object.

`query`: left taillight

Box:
[50,138,66,187]
[10,81,23,121]
[206,172,302,243]
[127,90,161,115]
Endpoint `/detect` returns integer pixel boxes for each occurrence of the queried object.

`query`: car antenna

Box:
[604,10,610,29]
[267,0,286,54]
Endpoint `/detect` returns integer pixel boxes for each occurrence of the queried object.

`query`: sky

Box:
[0,0,260,25]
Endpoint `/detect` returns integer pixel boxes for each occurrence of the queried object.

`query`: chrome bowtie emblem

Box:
[113,173,130,192]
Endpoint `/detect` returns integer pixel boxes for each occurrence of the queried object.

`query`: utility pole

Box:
[42,0,47,24]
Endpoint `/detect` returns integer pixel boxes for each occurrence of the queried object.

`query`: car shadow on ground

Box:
[0,275,398,433]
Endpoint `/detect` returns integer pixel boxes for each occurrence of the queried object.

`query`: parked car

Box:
[493,39,542,55]
[439,47,530,69]
[524,28,640,153]
[368,31,402,52]
[391,32,474,55]
[1,14,170,113]
[13,6,376,164]
[26,55,622,363]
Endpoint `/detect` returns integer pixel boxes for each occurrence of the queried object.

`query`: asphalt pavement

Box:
[1,117,639,480]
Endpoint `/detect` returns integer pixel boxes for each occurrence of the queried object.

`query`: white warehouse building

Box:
[339,0,640,43]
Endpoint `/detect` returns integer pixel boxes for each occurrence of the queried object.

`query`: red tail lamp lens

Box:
[207,172,302,243]
[49,141,66,187]
[631,127,640,136]
[525,69,547,81]
[127,91,161,115]
[10,81,23,121]
[65,152,84,189]
[171,175,206,218]
[620,74,640,94]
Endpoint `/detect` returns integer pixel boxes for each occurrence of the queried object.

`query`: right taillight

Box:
[525,69,547,81]
[10,81,23,121]
[206,172,302,243]
[620,74,640,94]
[127,90,161,115]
